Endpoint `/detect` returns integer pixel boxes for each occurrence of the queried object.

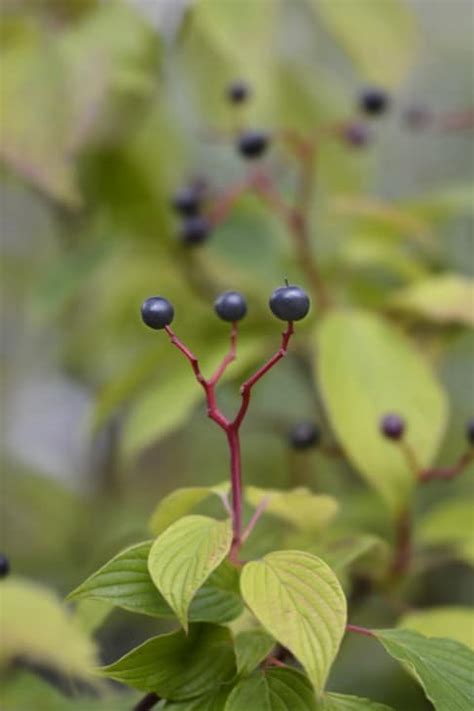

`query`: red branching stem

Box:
[419,449,474,483]
[437,108,474,131]
[346,624,375,638]
[233,322,294,429]
[242,496,271,543]
[164,321,296,560]
[266,656,287,668]
[208,179,250,227]
[391,509,412,577]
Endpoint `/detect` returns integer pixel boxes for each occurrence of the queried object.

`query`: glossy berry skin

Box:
[466,419,474,446]
[380,413,405,441]
[214,291,247,322]
[289,422,320,450]
[343,122,372,148]
[141,297,174,330]
[179,216,211,246]
[227,81,250,104]
[237,130,269,159]
[359,88,389,116]
[269,285,310,322]
[0,553,10,579]
[171,186,201,217]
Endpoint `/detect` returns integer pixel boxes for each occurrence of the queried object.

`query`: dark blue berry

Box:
[237,130,270,159]
[171,186,201,217]
[0,554,10,579]
[269,284,310,322]
[360,88,390,116]
[380,413,405,441]
[466,418,474,446]
[179,216,211,246]
[141,297,174,330]
[289,422,320,450]
[227,81,250,104]
[214,291,247,322]
[343,122,372,148]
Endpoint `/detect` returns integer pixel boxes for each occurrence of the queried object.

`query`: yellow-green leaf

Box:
[0,577,97,680]
[148,515,233,630]
[417,499,474,566]
[317,310,448,514]
[149,484,228,536]
[312,0,418,87]
[226,668,317,710]
[398,607,474,650]
[245,486,339,533]
[390,274,474,327]
[234,629,275,677]
[240,550,347,693]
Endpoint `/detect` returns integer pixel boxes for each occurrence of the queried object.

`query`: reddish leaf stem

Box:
[391,508,412,577]
[346,624,375,638]
[419,449,474,482]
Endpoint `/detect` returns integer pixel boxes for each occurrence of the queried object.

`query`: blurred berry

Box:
[360,87,390,116]
[179,216,211,246]
[289,422,321,450]
[227,80,250,104]
[380,413,405,441]
[237,130,270,159]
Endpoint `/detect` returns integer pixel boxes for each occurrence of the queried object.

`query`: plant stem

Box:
[227,427,243,560]
[391,508,412,577]
[133,692,160,711]
[346,624,375,638]
[419,449,473,482]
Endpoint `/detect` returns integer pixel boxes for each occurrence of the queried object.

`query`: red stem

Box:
[227,427,243,559]
[391,508,412,577]
[346,624,375,638]
[419,449,473,482]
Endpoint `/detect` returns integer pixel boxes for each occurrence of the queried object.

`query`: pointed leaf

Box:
[318,692,395,710]
[68,541,242,623]
[398,607,474,650]
[149,485,228,536]
[312,0,418,87]
[240,551,347,692]
[101,624,236,699]
[317,310,448,514]
[374,628,474,710]
[245,487,339,532]
[164,687,231,709]
[0,577,97,680]
[390,274,474,327]
[225,668,316,710]
[234,629,275,676]
[148,515,233,629]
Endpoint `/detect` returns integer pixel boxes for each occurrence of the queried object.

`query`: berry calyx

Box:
[289,422,320,450]
[0,553,10,579]
[141,297,174,330]
[359,87,390,116]
[380,413,405,441]
[171,185,201,217]
[179,216,211,246]
[343,122,372,148]
[466,418,474,446]
[269,284,310,322]
[236,130,270,159]
[214,291,247,322]
[227,80,250,104]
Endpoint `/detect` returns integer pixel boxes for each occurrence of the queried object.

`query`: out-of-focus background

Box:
[1,0,473,708]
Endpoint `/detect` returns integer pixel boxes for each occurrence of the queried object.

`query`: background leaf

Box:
[374,628,474,710]
[317,310,448,513]
[398,607,474,650]
[240,550,347,692]
[245,486,339,533]
[149,485,228,536]
[318,692,395,710]
[148,515,233,629]
[389,274,474,326]
[417,498,474,567]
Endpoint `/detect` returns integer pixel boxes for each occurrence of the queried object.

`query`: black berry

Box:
[227,80,250,104]
[359,87,390,116]
[179,216,211,246]
[0,554,10,579]
[141,296,174,330]
[380,413,405,441]
[214,291,247,322]
[269,284,310,322]
[466,418,474,446]
[343,122,372,148]
[237,130,270,159]
[289,422,320,450]
[171,186,201,217]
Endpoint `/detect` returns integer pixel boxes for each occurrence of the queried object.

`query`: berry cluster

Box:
[171,180,211,247]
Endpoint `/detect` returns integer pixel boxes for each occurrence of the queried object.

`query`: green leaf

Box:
[73,599,112,635]
[390,274,474,327]
[149,484,228,536]
[163,686,231,710]
[148,515,233,630]
[240,550,347,693]
[318,692,395,710]
[68,541,243,624]
[374,628,474,710]
[317,310,448,514]
[234,629,275,676]
[225,668,316,711]
[402,183,474,222]
[312,0,418,87]
[0,577,97,680]
[101,624,236,699]
[398,607,474,650]
[417,498,474,566]
[318,535,389,577]
[245,487,339,533]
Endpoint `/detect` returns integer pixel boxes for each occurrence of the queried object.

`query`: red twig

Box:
[242,496,270,543]
[391,509,412,577]
[419,449,474,482]
[346,624,375,638]
[209,322,238,385]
